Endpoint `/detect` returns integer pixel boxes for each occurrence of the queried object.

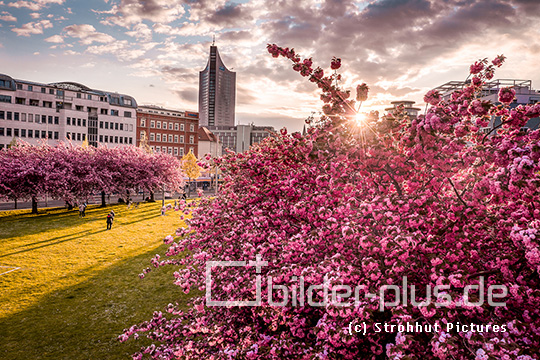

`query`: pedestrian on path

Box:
[78,203,84,217]
[82,202,87,217]
[106,210,115,230]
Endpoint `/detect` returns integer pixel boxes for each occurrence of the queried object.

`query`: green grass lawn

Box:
[0,202,193,360]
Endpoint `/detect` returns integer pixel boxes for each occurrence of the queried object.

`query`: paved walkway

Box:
[0,189,218,211]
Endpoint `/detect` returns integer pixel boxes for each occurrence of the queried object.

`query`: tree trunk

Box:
[14,198,17,209]
[150,191,155,202]
[188,179,191,198]
[31,196,38,214]
[101,191,106,207]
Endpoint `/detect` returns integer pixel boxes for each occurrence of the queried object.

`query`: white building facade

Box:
[0,73,137,149]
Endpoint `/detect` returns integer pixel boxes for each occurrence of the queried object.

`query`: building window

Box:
[150,120,155,128]
[54,116,59,125]
[43,101,52,108]
[190,147,194,153]
[180,123,184,131]
[28,85,33,91]
[156,121,161,129]
[87,94,92,100]
[28,114,33,122]
[115,123,119,130]
[104,135,108,142]
[48,131,53,139]
[21,129,26,137]
[174,135,178,143]
[16,97,25,104]
[29,99,39,106]
[28,129,33,138]
[67,117,71,126]
[101,109,108,115]
[150,133,155,141]
[168,134,173,142]
[156,133,161,142]
[48,116,53,124]
[42,115,46,123]
[7,128,12,137]
[49,89,54,94]
[83,119,86,127]
[54,131,59,140]
[14,112,19,121]
[99,121,103,128]
[0,111,4,119]
[111,109,119,116]
[140,118,146,127]
[179,148,184,156]
[14,129,19,137]
[180,135,184,143]
[42,130,46,138]
[168,122,173,130]
[77,118,81,126]
[99,135,103,142]
[0,95,11,103]
[21,113,26,122]
[124,111,131,118]
[115,136,118,143]
[77,133,81,141]
[189,135,194,144]
[174,123,179,131]
[120,123,123,131]
[120,137,123,144]
[174,147,178,155]
[190,124,195,132]
[7,112,12,120]
[16,84,22,90]
[77,93,81,98]
[129,138,132,144]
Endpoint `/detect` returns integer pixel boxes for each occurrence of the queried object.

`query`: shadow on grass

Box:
[0,204,167,241]
[0,243,195,360]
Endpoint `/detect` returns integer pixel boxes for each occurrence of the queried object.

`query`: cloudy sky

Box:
[0,0,539,132]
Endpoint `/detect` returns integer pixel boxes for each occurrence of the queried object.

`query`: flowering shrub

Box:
[121,45,540,359]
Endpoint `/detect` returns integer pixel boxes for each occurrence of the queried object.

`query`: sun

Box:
[354,112,366,126]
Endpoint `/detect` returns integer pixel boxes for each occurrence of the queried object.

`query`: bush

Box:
[121,47,540,359]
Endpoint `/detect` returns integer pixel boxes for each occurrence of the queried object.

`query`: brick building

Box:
[136,105,199,158]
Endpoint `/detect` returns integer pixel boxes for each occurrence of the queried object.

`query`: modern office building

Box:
[384,100,421,118]
[136,105,199,158]
[208,124,275,153]
[432,79,540,131]
[0,73,137,149]
[198,44,236,127]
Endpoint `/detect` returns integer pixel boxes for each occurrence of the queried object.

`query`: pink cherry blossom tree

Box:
[123,47,537,359]
[0,143,185,212]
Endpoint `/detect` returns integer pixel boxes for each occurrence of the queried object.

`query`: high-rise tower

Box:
[198,43,236,127]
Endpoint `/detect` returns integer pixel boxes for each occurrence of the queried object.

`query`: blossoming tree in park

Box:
[121,46,540,359]
[181,150,202,197]
[0,143,185,213]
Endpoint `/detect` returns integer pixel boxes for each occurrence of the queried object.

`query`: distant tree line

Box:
[0,142,185,213]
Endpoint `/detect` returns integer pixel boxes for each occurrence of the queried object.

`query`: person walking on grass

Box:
[106,211,114,230]
[78,203,84,218]
[82,202,87,217]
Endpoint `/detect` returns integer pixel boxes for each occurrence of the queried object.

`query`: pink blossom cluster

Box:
[499,87,516,104]
[121,47,540,359]
[356,83,369,102]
